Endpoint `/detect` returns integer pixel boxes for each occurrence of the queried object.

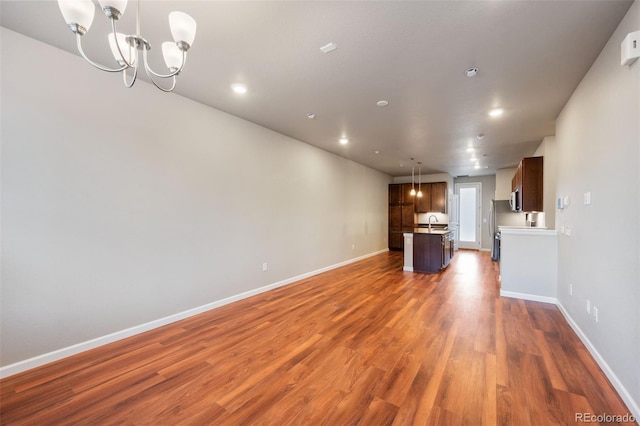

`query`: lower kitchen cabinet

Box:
[413,231,453,273]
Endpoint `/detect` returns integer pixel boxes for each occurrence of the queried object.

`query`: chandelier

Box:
[57,0,197,92]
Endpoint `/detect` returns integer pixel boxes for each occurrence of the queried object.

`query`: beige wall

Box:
[0,29,391,368]
[555,0,639,414]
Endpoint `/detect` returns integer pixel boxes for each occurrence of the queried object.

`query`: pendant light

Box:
[410,163,416,196]
[417,162,423,198]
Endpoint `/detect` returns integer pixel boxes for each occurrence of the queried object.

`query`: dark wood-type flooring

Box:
[1,250,635,425]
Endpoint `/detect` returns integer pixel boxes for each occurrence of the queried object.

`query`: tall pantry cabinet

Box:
[388,184,415,250]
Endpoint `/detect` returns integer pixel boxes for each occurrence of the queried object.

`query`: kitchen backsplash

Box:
[417,212,449,224]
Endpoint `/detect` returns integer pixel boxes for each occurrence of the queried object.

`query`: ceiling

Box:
[1,0,633,177]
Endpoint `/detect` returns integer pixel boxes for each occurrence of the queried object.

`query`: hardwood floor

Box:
[1,250,635,425]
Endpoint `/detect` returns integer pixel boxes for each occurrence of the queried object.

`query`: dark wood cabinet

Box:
[388,184,416,250]
[413,231,453,273]
[389,184,402,205]
[401,183,415,202]
[512,157,543,212]
[414,184,431,213]
[414,182,447,213]
[430,182,447,213]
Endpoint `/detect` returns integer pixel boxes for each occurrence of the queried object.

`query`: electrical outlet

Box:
[593,306,599,323]
[586,299,591,315]
[262,262,268,272]
[569,283,573,296]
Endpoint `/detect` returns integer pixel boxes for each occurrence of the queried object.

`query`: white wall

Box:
[0,29,391,368]
[555,0,639,415]
[533,136,557,229]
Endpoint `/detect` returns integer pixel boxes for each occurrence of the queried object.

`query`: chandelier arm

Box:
[75,33,127,73]
[142,48,185,79]
[122,66,138,88]
[143,62,177,92]
[109,18,135,69]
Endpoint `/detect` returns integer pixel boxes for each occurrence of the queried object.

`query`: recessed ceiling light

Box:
[339,137,349,145]
[320,42,337,53]
[231,83,247,94]
[489,108,504,117]
[471,156,478,162]
[476,134,485,140]
[465,67,478,77]
[376,100,389,107]
[474,164,481,169]
[374,150,380,154]
[466,147,474,153]
[306,113,316,119]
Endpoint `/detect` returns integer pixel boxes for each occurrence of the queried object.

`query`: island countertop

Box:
[411,228,451,235]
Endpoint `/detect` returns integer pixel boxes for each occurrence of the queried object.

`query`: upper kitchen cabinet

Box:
[414,184,431,213]
[415,182,448,213]
[401,183,415,203]
[512,157,543,212]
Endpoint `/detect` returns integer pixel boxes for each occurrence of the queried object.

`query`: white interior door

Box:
[455,183,482,250]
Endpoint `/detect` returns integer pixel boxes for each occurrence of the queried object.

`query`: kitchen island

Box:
[403,228,454,273]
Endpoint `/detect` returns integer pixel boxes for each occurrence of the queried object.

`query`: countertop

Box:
[411,228,451,235]
[499,226,557,236]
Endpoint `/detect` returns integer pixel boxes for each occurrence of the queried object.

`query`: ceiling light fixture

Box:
[339,137,349,145]
[477,134,485,140]
[374,150,380,154]
[489,108,504,117]
[320,42,337,53]
[231,83,247,94]
[306,113,316,119]
[57,0,196,92]
[376,100,389,107]
[465,67,478,77]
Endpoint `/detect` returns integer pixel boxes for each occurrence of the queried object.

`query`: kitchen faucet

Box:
[428,215,438,230]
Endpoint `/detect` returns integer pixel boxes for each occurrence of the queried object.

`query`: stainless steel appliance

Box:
[489,199,525,261]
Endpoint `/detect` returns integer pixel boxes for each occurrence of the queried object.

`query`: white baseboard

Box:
[403,266,413,272]
[499,290,558,305]
[555,302,640,421]
[0,249,389,379]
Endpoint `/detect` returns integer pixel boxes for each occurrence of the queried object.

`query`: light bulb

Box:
[169,11,197,48]
[410,188,416,196]
[58,0,95,34]
[108,32,136,66]
[417,191,423,198]
[98,0,128,18]
[162,42,183,70]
